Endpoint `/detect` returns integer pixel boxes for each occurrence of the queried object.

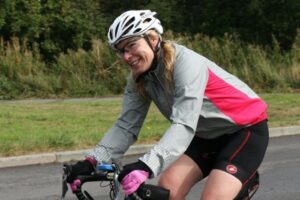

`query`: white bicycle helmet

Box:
[107,10,163,48]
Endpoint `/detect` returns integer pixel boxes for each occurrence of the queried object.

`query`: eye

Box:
[124,42,136,51]
[128,42,136,48]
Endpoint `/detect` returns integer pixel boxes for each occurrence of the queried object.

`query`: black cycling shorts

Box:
[184,120,269,184]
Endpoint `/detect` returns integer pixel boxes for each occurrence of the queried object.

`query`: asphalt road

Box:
[1,134,300,200]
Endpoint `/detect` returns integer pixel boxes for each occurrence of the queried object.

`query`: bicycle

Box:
[61,162,170,200]
[61,162,259,200]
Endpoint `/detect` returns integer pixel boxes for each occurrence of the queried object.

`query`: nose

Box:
[121,51,132,61]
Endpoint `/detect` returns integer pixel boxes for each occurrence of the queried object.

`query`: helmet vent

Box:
[124,17,135,28]
[122,16,129,26]
[143,18,152,24]
[123,24,134,35]
[134,28,142,33]
[135,20,141,27]
[115,23,120,37]
[109,30,113,40]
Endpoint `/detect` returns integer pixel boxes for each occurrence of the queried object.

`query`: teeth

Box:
[131,60,139,66]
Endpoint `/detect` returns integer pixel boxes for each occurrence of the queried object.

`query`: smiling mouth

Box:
[130,59,140,67]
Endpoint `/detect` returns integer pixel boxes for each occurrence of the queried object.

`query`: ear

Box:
[150,36,160,49]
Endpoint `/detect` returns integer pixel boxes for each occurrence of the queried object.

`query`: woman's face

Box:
[116,36,157,77]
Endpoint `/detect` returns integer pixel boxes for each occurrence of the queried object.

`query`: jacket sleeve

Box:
[139,47,209,176]
[86,75,151,163]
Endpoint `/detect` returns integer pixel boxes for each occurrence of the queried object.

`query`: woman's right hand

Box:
[66,159,95,183]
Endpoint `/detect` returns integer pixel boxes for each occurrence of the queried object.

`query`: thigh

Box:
[215,120,269,184]
[158,154,203,199]
[183,136,219,178]
[202,120,269,199]
[201,169,242,200]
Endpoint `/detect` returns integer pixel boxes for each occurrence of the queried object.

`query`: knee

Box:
[158,172,173,190]
[158,172,187,200]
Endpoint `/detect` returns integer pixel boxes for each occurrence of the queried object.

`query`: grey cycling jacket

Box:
[87,43,268,177]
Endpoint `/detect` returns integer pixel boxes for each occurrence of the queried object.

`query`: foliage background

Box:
[0,0,299,99]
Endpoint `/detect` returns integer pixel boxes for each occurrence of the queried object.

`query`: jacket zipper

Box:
[150,71,172,112]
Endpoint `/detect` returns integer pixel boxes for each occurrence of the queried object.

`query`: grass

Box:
[260,93,300,127]
[0,93,300,157]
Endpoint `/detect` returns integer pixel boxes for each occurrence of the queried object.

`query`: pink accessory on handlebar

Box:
[70,179,81,192]
[85,156,97,166]
[121,170,149,196]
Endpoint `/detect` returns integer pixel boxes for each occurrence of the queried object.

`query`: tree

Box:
[175,0,300,50]
[0,0,42,41]
[38,0,106,62]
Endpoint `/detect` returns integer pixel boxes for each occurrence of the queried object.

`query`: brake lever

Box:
[61,165,70,200]
[127,184,170,200]
[126,192,143,200]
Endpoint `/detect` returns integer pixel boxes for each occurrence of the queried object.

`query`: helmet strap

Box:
[135,35,161,83]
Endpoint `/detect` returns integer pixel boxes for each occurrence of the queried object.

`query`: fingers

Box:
[120,170,149,196]
[69,179,81,192]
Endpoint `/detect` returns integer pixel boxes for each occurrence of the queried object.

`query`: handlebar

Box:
[62,163,118,200]
[61,163,170,200]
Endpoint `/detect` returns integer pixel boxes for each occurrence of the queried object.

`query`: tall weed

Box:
[55,39,128,96]
[0,32,299,99]
[285,31,300,88]
[0,38,51,99]
[187,33,296,92]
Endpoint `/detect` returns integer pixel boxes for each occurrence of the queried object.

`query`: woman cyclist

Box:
[66,10,269,200]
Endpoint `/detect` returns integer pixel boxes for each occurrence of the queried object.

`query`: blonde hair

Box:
[137,30,176,99]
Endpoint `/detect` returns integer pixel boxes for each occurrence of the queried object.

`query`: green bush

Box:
[54,39,128,97]
[0,32,299,100]
[0,37,52,99]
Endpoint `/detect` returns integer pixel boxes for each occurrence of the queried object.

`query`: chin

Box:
[132,66,143,74]
[133,70,142,77]
[132,64,150,75]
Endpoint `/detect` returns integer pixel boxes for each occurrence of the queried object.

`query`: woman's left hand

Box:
[118,161,152,196]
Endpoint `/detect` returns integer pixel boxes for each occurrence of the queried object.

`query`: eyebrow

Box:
[118,37,141,50]
[119,40,131,49]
